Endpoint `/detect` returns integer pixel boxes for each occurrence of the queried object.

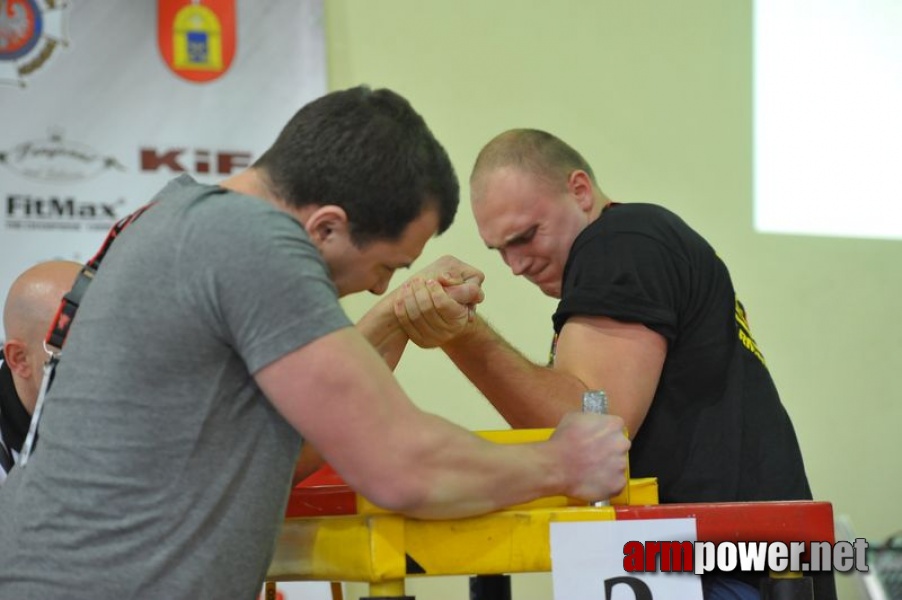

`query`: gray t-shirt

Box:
[0,175,353,598]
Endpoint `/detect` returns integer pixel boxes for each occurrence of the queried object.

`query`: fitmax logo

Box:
[139,148,252,175]
[6,196,122,220]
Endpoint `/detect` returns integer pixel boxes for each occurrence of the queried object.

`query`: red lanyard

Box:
[44,202,156,352]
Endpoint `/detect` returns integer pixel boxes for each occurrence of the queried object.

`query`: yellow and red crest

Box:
[157,0,236,83]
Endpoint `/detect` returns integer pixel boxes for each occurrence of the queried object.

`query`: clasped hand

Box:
[393,255,484,348]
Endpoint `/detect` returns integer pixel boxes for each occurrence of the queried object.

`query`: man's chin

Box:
[536,281,561,299]
[523,273,561,298]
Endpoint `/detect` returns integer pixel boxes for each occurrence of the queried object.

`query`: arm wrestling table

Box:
[266,429,835,600]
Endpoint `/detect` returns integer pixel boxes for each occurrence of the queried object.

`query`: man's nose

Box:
[504,250,531,276]
[369,277,390,296]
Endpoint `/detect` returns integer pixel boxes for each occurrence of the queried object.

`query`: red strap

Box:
[44,202,156,351]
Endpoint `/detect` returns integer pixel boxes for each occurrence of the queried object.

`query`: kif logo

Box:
[139,147,251,175]
[157,0,236,83]
[0,0,69,88]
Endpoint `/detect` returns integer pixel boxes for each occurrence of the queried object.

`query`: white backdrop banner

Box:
[0,0,327,338]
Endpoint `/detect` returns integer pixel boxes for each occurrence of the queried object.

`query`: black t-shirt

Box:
[552,203,812,503]
[1,350,31,478]
[551,204,836,598]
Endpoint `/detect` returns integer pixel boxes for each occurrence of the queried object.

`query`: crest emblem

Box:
[0,0,69,88]
[157,0,236,83]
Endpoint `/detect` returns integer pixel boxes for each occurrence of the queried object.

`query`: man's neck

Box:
[219,168,316,225]
[219,168,279,202]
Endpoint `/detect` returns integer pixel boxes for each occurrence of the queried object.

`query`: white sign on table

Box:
[551,518,704,600]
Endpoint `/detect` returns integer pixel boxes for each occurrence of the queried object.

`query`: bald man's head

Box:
[467,130,611,298]
[470,129,597,201]
[3,260,82,413]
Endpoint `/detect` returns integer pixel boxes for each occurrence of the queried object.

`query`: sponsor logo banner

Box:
[0,0,326,340]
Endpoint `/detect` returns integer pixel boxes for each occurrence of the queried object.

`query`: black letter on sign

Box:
[604,576,653,600]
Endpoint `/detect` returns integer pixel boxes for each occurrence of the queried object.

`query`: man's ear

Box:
[304,205,350,246]
[568,170,595,212]
[3,339,32,379]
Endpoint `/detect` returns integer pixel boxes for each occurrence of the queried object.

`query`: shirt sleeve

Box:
[176,195,353,374]
[553,228,685,343]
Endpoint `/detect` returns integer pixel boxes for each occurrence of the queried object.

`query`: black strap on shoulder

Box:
[45,265,95,351]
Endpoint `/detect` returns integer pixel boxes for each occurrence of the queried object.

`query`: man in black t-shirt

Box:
[1,261,81,484]
[394,129,832,600]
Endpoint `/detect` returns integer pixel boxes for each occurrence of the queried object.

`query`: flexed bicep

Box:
[553,315,666,437]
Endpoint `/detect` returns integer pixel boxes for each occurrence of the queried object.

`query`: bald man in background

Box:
[0,261,81,484]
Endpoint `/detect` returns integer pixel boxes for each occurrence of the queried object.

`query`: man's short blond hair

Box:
[470,129,597,192]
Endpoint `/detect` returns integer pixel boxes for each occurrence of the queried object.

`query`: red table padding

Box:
[285,465,357,518]
[286,466,834,546]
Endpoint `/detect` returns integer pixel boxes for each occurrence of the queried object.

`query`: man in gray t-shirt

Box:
[0,87,631,599]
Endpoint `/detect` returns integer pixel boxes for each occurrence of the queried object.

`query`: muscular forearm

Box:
[256,327,628,521]
[389,414,564,519]
[388,409,629,520]
[356,293,409,370]
[441,316,588,429]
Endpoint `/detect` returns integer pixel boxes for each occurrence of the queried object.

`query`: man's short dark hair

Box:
[254,86,459,245]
